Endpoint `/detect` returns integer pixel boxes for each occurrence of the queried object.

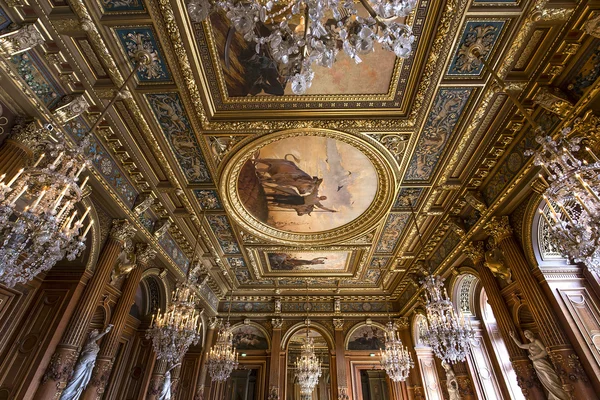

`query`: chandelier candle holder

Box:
[294,330,322,399]
[0,129,93,287]
[207,320,239,382]
[380,320,413,381]
[187,0,417,94]
[147,281,202,365]
[526,127,600,272]
[420,275,474,364]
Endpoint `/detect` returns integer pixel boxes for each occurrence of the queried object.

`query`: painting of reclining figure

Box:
[267,252,349,271]
[237,135,378,233]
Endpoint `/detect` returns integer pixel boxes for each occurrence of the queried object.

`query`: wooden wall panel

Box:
[0,288,70,399]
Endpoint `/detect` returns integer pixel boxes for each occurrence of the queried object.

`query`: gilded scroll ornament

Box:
[483,216,513,243]
[583,13,600,38]
[462,241,485,264]
[0,24,44,57]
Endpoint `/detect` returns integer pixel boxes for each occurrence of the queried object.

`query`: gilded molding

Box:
[484,216,513,243]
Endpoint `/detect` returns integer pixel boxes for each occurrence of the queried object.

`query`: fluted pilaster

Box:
[34,220,137,400]
[82,243,156,399]
[484,216,593,398]
[463,241,544,399]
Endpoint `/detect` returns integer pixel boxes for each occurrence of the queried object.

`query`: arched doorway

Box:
[285,327,333,400]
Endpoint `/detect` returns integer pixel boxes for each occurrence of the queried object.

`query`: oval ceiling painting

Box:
[221,129,397,244]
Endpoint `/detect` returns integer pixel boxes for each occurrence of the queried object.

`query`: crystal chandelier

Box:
[147,281,203,365]
[420,275,473,364]
[380,298,413,381]
[207,320,239,381]
[207,294,239,382]
[0,127,93,287]
[186,0,417,94]
[294,327,322,399]
[526,127,600,272]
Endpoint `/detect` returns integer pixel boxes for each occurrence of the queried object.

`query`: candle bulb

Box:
[31,189,47,211]
[542,195,559,221]
[78,206,91,224]
[32,153,45,168]
[0,173,6,184]
[82,220,94,239]
[79,176,89,191]
[74,164,86,178]
[539,208,554,227]
[586,147,600,163]
[51,151,64,167]
[7,168,24,188]
[9,185,28,206]
[56,200,71,220]
[538,173,549,187]
[52,185,70,212]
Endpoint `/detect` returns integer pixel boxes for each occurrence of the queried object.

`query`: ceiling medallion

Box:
[220,128,398,244]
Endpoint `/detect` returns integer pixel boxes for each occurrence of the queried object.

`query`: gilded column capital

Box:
[109,219,137,244]
[483,216,513,243]
[395,317,409,330]
[271,318,283,329]
[333,318,344,330]
[135,243,157,267]
[0,24,45,57]
[463,241,485,264]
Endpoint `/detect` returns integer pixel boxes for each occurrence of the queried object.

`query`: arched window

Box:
[452,273,514,400]
[479,289,524,400]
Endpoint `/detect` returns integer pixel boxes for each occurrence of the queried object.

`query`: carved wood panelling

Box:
[559,288,600,367]
[115,331,155,399]
[0,288,70,398]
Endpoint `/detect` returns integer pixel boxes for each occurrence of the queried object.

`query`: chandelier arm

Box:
[407,201,432,274]
[471,49,539,130]
[89,55,149,133]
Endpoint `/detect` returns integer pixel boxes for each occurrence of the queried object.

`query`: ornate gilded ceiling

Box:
[0,0,599,310]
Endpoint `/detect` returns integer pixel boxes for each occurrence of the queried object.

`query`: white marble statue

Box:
[60,324,113,400]
[509,330,570,400]
[158,362,181,400]
[441,361,461,400]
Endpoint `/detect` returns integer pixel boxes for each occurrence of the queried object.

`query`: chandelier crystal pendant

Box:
[207,293,239,382]
[526,127,600,272]
[294,330,322,399]
[147,281,203,365]
[0,128,93,287]
[186,0,417,94]
[420,275,474,364]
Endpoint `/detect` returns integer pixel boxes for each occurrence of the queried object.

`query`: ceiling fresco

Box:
[1,0,598,310]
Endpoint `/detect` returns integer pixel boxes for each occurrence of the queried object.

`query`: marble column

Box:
[332,319,348,400]
[82,244,156,400]
[463,241,544,399]
[34,220,137,400]
[484,216,594,398]
[194,317,219,400]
